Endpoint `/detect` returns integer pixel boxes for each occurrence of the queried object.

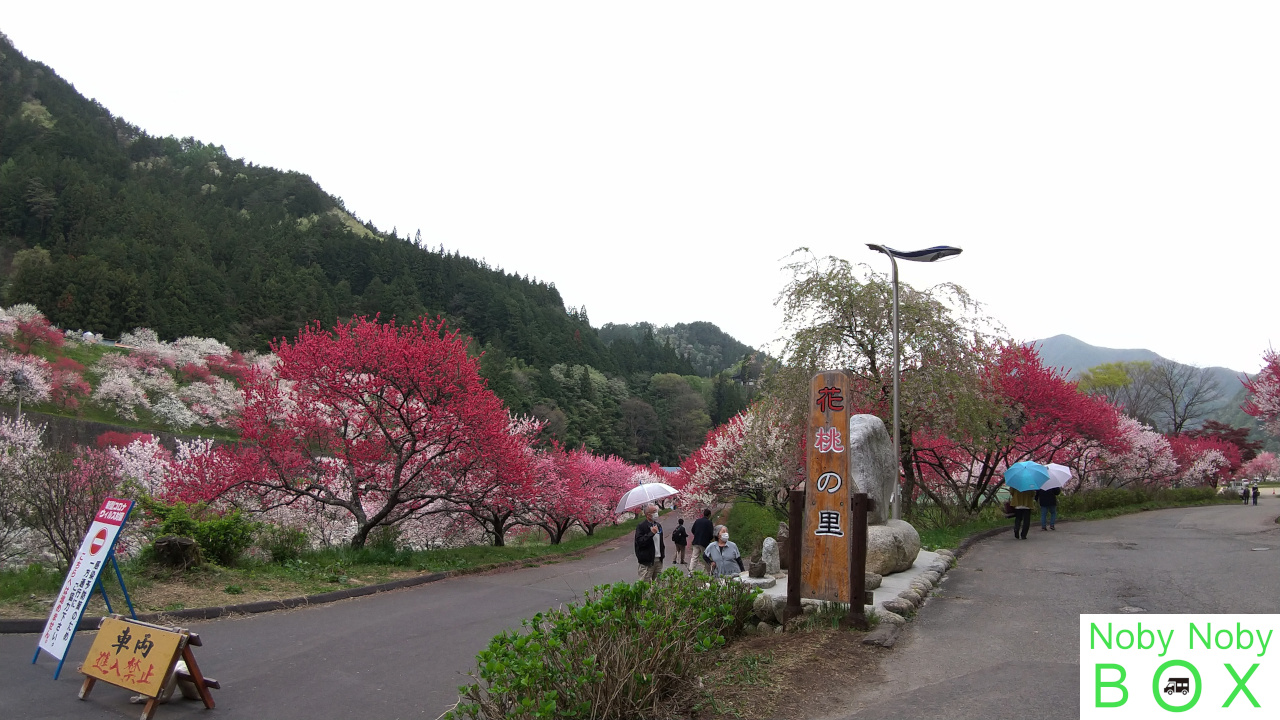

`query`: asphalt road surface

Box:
[0,519,665,720]
[835,497,1280,720]
[2,501,1276,720]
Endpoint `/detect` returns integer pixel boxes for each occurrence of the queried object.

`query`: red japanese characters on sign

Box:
[38,498,133,662]
[815,386,844,412]
[80,618,183,698]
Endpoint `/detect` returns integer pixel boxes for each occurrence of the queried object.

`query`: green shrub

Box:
[152,501,200,538]
[724,501,786,559]
[258,524,310,564]
[447,569,758,720]
[1058,486,1222,514]
[368,524,401,552]
[143,500,257,567]
[196,510,256,566]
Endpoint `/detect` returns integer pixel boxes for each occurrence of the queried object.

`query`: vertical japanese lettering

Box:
[815,386,844,412]
[815,510,844,537]
[814,427,845,453]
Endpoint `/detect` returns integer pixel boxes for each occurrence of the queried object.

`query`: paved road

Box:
[835,497,1280,720]
[4,501,1275,720]
[0,512,691,720]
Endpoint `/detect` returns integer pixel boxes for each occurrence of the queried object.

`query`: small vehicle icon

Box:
[1164,678,1190,696]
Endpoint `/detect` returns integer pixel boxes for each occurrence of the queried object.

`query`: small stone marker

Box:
[762,537,780,575]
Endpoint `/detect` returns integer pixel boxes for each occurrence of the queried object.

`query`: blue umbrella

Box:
[1004,461,1049,492]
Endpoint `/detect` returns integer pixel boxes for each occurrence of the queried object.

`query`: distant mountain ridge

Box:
[1030,334,1246,392]
[1030,335,1164,378]
[1031,334,1273,449]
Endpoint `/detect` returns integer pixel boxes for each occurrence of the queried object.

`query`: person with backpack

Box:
[671,518,689,567]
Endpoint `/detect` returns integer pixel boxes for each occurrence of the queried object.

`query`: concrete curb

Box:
[0,543,613,635]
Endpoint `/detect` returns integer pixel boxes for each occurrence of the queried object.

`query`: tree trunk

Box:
[899,431,918,512]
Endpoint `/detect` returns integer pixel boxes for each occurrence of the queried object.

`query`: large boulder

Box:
[762,537,781,575]
[866,520,921,574]
[752,592,778,624]
[847,415,896,525]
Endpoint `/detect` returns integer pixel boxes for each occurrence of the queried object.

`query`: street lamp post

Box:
[864,245,963,520]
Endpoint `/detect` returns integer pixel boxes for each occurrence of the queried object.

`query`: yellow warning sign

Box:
[80,617,183,697]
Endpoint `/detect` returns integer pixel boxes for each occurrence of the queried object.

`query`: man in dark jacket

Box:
[634,504,665,581]
[689,508,714,574]
[1036,486,1061,530]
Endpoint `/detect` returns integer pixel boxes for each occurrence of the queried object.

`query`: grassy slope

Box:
[1,514,653,618]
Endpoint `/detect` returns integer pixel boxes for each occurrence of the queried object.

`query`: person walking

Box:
[1242,486,1250,505]
[634,504,665,581]
[1252,485,1260,505]
[1009,487,1036,540]
[704,524,744,579]
[1036,486,1061,531]
[671,518,688,566]
[690,508,714,574]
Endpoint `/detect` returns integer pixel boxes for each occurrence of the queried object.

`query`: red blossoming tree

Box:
[173,317,529,548]
[911,343,1122,511]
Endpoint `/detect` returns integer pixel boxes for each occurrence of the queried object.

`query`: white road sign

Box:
[37,498,133,661]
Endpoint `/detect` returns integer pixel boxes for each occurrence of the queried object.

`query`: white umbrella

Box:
[615,482,679,514]
[1042,463,1072,490]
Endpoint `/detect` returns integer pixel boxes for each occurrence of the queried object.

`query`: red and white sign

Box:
[37,498,133,661]
[89,528,107,555]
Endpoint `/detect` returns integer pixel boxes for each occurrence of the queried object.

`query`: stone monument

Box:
[847,414,921,574]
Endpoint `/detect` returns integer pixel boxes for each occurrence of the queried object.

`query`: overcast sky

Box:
[5,3,1278,372]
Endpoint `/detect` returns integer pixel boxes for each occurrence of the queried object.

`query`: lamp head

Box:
[867,245,963,263]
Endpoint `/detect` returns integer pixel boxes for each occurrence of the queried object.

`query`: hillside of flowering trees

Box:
[0,304,256,434]
[0,315,661,567]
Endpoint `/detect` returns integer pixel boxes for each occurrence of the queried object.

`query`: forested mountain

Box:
[598,321,758,377]
[0,33,756,465]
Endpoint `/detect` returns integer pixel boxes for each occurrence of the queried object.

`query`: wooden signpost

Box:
[800,370,852,602]
[77,615,218,720]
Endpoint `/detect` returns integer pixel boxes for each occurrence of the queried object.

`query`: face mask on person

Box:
[720,533,729,541]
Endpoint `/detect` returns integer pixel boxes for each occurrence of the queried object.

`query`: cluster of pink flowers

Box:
[0,351,53,405]
[678,399,804,509]
[1239,451,1280,481]
[89,329,252,428]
